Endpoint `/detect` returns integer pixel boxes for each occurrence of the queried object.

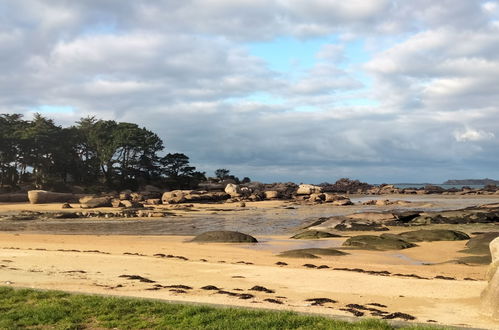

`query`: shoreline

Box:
[0,196,498,328]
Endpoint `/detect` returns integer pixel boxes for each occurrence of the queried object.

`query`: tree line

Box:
[0,113,206,192]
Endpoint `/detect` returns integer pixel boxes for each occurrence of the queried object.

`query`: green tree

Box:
[18,113,62,188]
[160,153,195,178]
[215,168,230,181]
[0,114,26,187]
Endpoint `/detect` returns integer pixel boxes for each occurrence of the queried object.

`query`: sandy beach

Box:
[1,195,498,328]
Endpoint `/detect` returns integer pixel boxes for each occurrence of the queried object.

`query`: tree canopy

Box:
[0,113,205,192]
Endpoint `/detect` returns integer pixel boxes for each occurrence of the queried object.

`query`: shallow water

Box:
[389,253,432,265]
[0,195,498,236]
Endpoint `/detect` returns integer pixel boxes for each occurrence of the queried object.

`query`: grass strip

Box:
[0,286,446,329]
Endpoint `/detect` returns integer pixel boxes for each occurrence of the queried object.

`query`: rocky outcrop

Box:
[397,229,470,242]
[320,178,373,193]
[264,190,279,199]
[291,230,340,239]
[224,184,241,197]
[481,237,499,320]
[278,248,347,258]
[191,231,258,243]
[332,198,353,206]
[296,184,322,195]
[343,234,417,250]
[28,190,77,204]
[79,196,112,208]
[367,184,401,195]
[162,190,230,204]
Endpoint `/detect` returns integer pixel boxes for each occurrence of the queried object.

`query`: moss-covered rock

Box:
[277,251,320,258]
[278,248,347,258]
[464,232,499,255]
[290,230,340,239]
[398,229,469,242]
[342,234,416,250]
[191,231,258,243]
[454,232,499,265]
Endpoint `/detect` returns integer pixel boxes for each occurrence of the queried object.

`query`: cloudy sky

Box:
[1,1,499,183]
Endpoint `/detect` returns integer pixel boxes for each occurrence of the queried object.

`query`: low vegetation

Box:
[0,287,444,329]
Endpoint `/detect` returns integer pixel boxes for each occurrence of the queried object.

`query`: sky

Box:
[1,0,499,183]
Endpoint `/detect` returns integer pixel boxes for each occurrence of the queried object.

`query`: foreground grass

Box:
[0,287,444,330]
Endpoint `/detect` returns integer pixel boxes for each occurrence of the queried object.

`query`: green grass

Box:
[0,287,445,330]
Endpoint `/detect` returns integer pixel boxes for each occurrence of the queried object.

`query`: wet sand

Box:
[0,196,498,328]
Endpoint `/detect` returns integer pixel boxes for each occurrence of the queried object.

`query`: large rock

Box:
[291,230,340,239]
[481,237,499,320]
[79,196,112,208]
[332,198,353,206]
[456,232,499,264]
[296,184,322,195]
[162,190,187,204]
[334,219,388,231]
[464,232,499,255]
[278,248,347,258]
[264,190,279,199]
[28,190,76,204]
[398,229,470,242]
[342,234,417,250]
[224,184,241,197]
[191,231,258,243]
[162,190,230,204]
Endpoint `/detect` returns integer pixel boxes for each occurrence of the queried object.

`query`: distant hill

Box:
[442,178,499,185]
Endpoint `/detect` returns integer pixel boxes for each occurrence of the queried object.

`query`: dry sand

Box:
[0,197,498,328]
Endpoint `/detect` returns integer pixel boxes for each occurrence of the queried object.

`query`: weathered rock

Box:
[28,190,76,204]
[121,200,143,208]
[191,231,258,243]
[111,199,123,208]
[130,192,145,202]
[264,190,279,199]
[309,193,325,202]
[320,178,373,193]
[225,184,241,197]
[145,198,161,205]
[162,190,230,204]
[481,237,499,320]
[184,192,230,203]
[278,250,319,259]
[343,234,417,250]
[61,202,72,209]
[347,212,397,222]
[398,229,469,242]
[323,193,347,203]
[334,220,388,231]
[0,193,28,203]
[464,232,499,255]
[291,230,340,239]
[161,190,188,204]
[332,198,353,206]
[119,190,132,200]
[79,196,112,208]
[296,184,322,195]
[278,248,347,258]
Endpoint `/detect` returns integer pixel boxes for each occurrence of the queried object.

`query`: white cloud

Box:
[1,1,499,182]
[454,128,495,142]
